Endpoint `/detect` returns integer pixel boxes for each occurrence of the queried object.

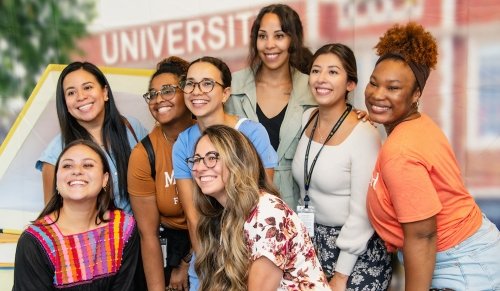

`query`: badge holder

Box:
[297,196,315,237]
[159,225,168,268]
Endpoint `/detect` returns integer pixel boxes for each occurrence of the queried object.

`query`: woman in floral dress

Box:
[187,124,329,291]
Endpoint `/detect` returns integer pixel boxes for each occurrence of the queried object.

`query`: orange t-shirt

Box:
[366,114,482,252]
[128,125,189,229]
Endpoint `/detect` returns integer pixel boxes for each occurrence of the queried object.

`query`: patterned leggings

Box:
[314,223,392,291]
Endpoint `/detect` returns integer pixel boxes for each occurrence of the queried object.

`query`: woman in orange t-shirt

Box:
[128,57,195,291]
[365,22,500,290]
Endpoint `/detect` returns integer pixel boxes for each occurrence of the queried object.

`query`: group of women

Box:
[12,3,500,291]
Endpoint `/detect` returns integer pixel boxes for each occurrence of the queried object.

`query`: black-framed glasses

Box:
[180,78,224,94]
[185,151,220,171]
[143,84,179,103]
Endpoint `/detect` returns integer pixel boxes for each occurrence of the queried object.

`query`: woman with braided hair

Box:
[365,22,500,290]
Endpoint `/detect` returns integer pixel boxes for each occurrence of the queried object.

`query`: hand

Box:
[328,272,348,291]
[167,261,189,290]
[354,109,375,126]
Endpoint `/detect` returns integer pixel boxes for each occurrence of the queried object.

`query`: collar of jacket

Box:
[230,67,316,161]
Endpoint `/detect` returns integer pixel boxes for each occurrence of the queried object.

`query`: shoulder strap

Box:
[122,116,139,143]
[140,135,156,179]
[299,109,319,138]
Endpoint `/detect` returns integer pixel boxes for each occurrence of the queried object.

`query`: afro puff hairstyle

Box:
[375,22,438,70]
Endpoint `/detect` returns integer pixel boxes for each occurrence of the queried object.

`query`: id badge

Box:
[297,205,315,237]
[160,237,167,268]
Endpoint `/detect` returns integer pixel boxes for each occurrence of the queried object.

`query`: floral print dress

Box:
[245,193,330,290]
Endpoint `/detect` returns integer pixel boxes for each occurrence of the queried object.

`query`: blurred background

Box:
[1,0,499,289]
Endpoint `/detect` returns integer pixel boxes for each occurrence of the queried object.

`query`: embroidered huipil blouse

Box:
[13,210,141,290]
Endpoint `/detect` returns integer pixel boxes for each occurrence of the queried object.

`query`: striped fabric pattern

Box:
[25,210,135,287]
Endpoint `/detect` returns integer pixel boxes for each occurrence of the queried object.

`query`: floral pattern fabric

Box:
[314,223,392,291]
[245,193,330,290]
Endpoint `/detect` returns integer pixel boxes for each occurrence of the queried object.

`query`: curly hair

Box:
[149,56,189,86]
[375,22,438,69]
[193,125,279,291]
[375,22,438,91]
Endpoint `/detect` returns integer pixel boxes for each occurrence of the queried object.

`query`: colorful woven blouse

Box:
[13,209,142,290]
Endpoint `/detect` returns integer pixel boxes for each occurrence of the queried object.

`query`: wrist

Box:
[178,260,190,268]
[182,251,193,264]
[331,271,349,282]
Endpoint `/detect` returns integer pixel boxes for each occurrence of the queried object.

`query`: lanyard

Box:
[303,104,352,208]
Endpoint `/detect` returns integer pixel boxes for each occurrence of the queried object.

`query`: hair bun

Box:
[157,56,189,72]
[375,22,438,70]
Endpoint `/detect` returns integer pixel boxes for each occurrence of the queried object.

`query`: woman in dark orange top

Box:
[365,22,500,290]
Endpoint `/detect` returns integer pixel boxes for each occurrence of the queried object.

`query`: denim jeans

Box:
[188,253,199,291]
[398,214,500,290]
[432,214,500,290]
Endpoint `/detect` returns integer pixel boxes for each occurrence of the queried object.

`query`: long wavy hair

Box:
[249,3,312,75]
[55,61,131,205]
[36,139,116,224]
[193,125,279,291]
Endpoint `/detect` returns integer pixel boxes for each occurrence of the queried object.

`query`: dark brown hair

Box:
[248,4,312,75]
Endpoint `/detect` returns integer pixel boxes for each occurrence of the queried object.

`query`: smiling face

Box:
[148,73,190,126]
[256,13,292,71]
[309,53,355,107]
[192,135,228,206]
[365,59,421,130]
[62,69,108,128]
[56,144,109,203]
[184,61,230,120]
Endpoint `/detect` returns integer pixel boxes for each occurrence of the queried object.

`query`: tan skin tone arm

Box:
[248,257,283,291]
[265,168,274,183]
[130,195,166,291]
[402,216,437,291]
[176,179,199,254]
[41,163,55,204]
[329,271,349,290]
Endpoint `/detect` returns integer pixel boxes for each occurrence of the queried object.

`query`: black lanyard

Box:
[303,104,352,208]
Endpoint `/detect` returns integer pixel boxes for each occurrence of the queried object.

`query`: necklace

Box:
[162,130,177,144]
[316,118,326,143]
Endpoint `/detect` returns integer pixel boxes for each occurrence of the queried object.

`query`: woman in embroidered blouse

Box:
[128,57,194,291]
[292,44,392,290]
[14,140,143,290]
[36,61,148,213]
[190,125,329,291]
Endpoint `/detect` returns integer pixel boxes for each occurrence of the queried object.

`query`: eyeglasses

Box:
[143,85,179,103]
[185,151,220,171]
[180,78,224,94]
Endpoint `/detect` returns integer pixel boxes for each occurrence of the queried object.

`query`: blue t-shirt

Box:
[173,118,278,180]
[35,116,148,213]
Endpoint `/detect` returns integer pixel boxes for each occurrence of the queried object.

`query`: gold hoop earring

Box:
[414,99,420,109]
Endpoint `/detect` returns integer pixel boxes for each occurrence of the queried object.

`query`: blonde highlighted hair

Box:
[193,125,279,291]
